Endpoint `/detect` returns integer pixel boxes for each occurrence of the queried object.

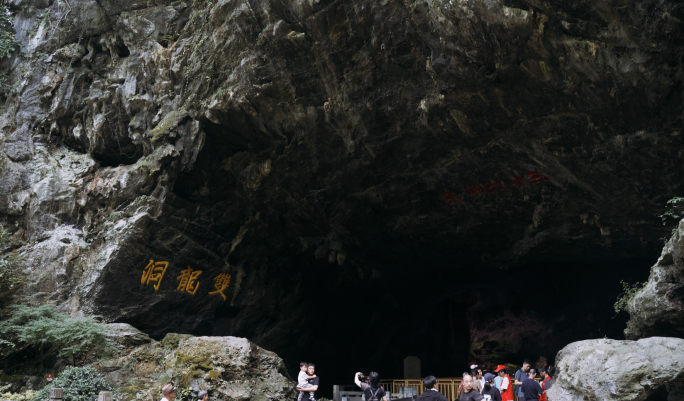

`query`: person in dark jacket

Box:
[415,376,447,401]
[480,373,501,401]
[459,374,484,401]
[521,369,544,401]
[354,371,387,401]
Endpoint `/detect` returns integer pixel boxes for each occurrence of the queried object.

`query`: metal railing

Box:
[380,378,538,401]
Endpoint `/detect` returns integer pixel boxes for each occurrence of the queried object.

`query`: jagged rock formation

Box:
[1,0,683,379]
[547,337,684,401]
[626,219,684,340]
[100,328,295,401]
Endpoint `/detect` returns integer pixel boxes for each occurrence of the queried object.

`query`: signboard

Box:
[46,374,54,383]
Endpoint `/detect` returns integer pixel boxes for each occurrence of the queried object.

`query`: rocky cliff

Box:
[547,337,684,401]
[1,0,683,380]
[626,218,684,340]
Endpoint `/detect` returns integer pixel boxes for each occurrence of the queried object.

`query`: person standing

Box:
[299,364,319,401]
[481,373,501,401]
[494,365,513,401]
[539,367,554,401]
[514,360,531,401]
[197,391,208,401]
[476,368,485,392]
[415,376,448,401]
[161,384,176,401]
[470,370,483,393]
[521,369,543,401]
[459,374,484,401]
[354,371,388,401]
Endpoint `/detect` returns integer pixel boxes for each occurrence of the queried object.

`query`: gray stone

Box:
[626,219,684,339]
[49,388,63,399]
[104,323,153,347]
[547,337,684,401]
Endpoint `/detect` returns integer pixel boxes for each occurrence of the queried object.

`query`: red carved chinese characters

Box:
[441,191,465,205]
[486,181,504,193]
[442,171,550,205]
[510,175,525,186]
[464,184,487,196]
[528,171,549,185]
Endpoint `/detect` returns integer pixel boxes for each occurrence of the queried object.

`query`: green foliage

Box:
[32,367,111,401]
[1,386,37,401]
[614,280,646,314]
[0,5,17,59]
[0,304,111,367]
[0,224,22,296]
[0,4,17,95]
[660,197,684,224]
[659,197,684,241]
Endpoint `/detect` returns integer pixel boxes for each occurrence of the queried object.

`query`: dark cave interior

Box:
[160,119,662,399]
[227,257,653,398]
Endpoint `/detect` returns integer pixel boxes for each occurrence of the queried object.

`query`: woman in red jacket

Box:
[539,366,554,401]
[494,365,513,401]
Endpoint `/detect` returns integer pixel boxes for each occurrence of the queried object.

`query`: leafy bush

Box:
[0,304,111,367]
[660,197,684,239]
[614,280,646,314]
[32,367,111,401]
[0,4,17,59]
[0,385,37,401]
[0,4,17,95]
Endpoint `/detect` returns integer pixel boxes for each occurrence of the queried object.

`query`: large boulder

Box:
[97,333,296,401]
[625,219,684,340]
[547,337,684,401]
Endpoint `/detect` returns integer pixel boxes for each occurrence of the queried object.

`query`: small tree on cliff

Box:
[0,304,111,368]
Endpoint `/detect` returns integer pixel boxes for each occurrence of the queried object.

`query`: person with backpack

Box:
[415,376,447,401]
[354,371,387,401]
[481,373,502,401]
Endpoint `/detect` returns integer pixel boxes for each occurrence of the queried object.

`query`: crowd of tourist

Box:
[352,359,555,401]
[157,358,553,401]
[454,360,555,401]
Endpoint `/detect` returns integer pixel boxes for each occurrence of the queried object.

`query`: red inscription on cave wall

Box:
[441,171,549,204]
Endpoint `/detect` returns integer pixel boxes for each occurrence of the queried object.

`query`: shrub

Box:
[614,280,646,314]
[0,385,37,401]
[659,197,684,240]
[0,304,111,367]
[32,367,112,401]
[0,4,17,59]
[0,4,17,95]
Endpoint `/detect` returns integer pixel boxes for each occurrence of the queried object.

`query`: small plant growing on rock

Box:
[0,4,18,95]
[614,280,646,315]
[32,367,111,401]
[659,197,684,240]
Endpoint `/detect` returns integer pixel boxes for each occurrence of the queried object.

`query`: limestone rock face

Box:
[105,322,154,348]
[547,337,684,401]
[1,0,684,376]
[98,333,295,401]
[625,219,684,340]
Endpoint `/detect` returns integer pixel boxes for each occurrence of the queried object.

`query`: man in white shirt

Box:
[161,383,176,401]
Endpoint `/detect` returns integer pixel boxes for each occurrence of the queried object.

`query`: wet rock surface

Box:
[547,337,684,401]
[0,0,683,381]
[626,219,684,340]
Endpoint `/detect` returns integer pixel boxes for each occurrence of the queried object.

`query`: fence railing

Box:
[380,378,539,400]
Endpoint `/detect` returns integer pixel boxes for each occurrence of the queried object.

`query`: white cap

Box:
[470,364,478,369]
